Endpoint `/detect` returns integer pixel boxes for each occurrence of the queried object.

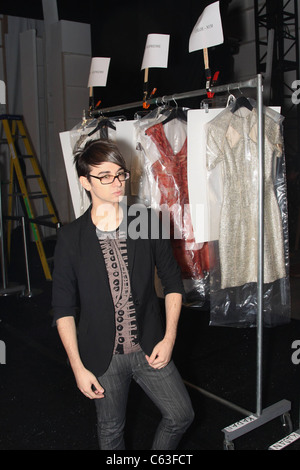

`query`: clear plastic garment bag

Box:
[135,106,210,305]
[205,99,290,327]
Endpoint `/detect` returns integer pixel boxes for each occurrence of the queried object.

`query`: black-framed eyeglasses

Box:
[89,170,130,185]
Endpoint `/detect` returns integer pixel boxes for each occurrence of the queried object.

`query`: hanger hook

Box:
[161,95,169,107]
[172,95,178,108]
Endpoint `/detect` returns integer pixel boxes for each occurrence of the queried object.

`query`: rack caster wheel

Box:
[224,439,235,450]
[281,412,293,433]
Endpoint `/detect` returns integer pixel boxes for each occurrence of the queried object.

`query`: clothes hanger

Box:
[162,98,187,125]
[157,96,171,115]
[231,89,253,113]
[162,107,187,124]
[226,93,236,107]
[88,116,116,137]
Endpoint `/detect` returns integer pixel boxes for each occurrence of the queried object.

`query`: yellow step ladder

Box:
[1,114,60,280]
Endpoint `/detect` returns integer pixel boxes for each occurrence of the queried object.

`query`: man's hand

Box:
[145,292,182,369]
[145,338,174,369]
[56,316,105,399]
[74,366,105,399]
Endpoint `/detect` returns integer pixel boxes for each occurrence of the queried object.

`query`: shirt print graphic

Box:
[97,229,141,354]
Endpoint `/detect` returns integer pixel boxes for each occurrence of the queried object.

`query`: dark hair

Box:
[74,139,127,179]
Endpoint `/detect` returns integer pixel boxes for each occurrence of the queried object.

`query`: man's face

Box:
[80,161,126,206]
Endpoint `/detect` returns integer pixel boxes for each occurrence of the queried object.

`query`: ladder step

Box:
[8,191,25,196]
[8,191,48,198]
[0,114,23,120]
[35,214,55,220]
[28,192,47,199]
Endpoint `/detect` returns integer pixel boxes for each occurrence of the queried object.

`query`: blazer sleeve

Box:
[149,210,186,299]
[51,226,79,324]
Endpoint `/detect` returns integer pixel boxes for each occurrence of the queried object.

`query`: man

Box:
[52,139,194,450]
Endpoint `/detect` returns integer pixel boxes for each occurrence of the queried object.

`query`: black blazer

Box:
[52,205,185,377]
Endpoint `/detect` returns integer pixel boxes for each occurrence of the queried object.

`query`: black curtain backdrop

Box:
[88,0,236,110]
[0,0,240,111]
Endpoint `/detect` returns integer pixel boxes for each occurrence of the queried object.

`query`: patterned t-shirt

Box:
[96,226,141,355]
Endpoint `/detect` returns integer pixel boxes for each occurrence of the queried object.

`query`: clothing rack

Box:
[91,77,259,116]
[92,75,294,449]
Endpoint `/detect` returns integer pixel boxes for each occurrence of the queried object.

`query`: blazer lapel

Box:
[81,205,136,279]
[81,208,111,291]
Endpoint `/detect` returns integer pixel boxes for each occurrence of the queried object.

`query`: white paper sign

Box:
[189,1,223,52]
[141,34,170,70]
[88,57,111,87]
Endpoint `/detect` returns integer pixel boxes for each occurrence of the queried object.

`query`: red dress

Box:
[145,122,209,279]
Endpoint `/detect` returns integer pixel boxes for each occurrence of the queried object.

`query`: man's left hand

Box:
[145,339,174,369]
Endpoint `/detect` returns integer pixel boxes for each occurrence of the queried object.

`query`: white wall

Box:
[47,20,91,223]
[0,15,91,225]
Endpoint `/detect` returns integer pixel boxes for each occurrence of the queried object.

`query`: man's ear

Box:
[79,175,91,192]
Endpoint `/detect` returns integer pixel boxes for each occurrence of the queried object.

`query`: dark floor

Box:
[0,241,300,452]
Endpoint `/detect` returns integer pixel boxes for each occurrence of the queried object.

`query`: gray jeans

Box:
[94,350,194,450]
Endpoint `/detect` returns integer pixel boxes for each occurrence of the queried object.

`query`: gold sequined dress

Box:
[206,107,286,289]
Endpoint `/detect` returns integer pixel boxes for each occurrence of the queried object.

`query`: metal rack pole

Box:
[220,75,292,449]
[21,216,32,297]
[256,73,264,417]
[91,77,259,116]
[0,180,25,297]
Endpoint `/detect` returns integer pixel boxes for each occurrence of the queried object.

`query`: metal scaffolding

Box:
[254,0,300,251]
[254,0,299,108]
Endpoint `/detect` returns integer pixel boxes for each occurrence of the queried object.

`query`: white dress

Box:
[206,106,286,289]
